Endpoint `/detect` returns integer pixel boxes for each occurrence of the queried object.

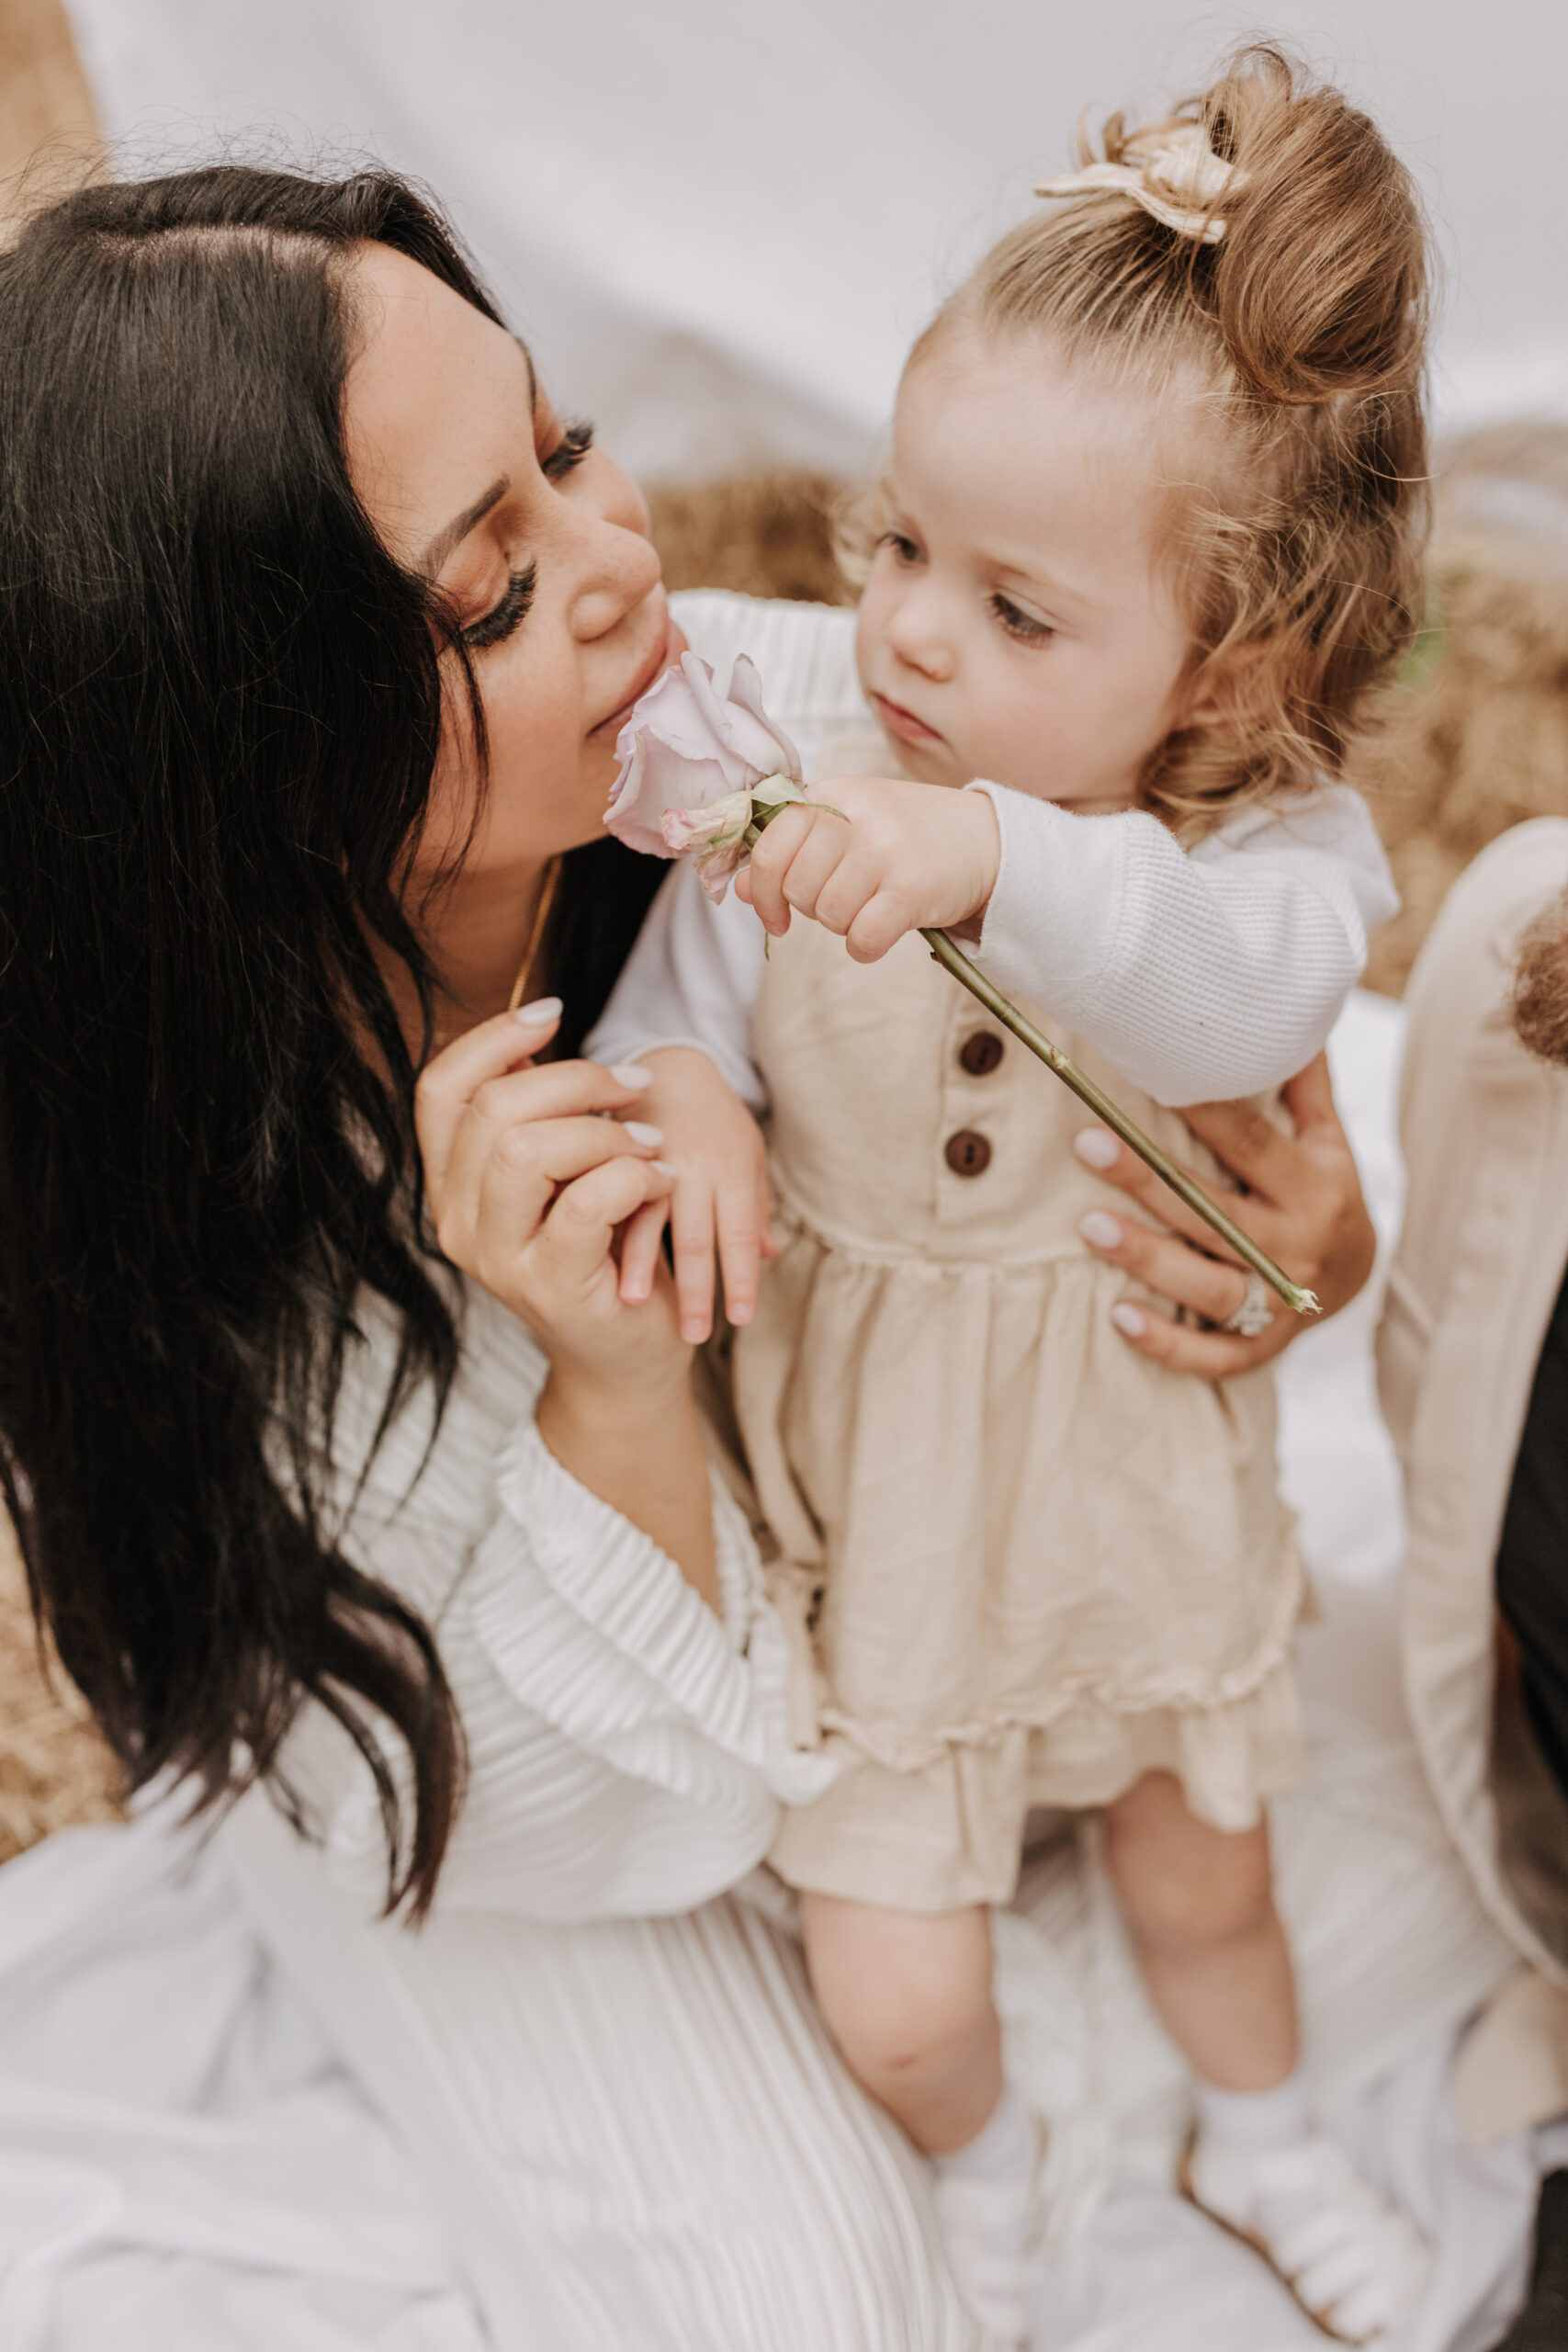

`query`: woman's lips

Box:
[589,613,677,742]
[870,690,942,747]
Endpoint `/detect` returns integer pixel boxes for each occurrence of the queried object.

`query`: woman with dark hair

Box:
[0,161,988,2348]
[0,161,1487,2352]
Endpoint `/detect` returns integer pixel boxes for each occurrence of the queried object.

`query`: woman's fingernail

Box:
[652,1159,679,1178]
[624,1122,664,1148]
[1073,1127,1118,1170]
[610,1062,651,1090]
[1111,1303,1146,1338]
[1079,1210,1122,1250]
[514,995,563,1025]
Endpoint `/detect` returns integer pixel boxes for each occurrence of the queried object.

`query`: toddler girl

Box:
[592,46,1429,2347]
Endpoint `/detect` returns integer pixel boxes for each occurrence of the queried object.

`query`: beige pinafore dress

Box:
[731,908,1307,1915]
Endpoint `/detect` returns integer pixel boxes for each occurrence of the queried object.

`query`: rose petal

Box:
[724,653,804,784]
[604,650,804,857]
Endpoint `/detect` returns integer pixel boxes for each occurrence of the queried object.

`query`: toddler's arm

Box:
[587,866,772,1343]
[740,774,1396,1107]
[967,781,1398,1104]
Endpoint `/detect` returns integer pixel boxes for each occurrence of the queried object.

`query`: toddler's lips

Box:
[871,690,942,747]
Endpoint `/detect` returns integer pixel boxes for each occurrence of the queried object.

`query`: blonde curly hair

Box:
[843,45,1431,836]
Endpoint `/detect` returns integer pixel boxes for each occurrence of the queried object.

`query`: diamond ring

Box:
[1218,1270,1273,1338]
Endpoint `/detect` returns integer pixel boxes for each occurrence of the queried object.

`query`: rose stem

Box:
[743,795,1317,1317]
[921,929,1317,1317]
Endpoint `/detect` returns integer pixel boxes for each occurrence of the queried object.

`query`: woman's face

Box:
[341,243,678,891]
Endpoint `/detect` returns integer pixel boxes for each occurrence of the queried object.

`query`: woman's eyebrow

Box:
[420,477,509,577]
[417,341,536,577]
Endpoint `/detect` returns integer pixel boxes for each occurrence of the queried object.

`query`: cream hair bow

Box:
[1035,119,1238,244]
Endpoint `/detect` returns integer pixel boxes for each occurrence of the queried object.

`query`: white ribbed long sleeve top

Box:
[287,1274,832,1928]
[592,592,1399,1109]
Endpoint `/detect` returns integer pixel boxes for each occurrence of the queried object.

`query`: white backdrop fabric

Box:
[63,0,1568,484]
[0,993,1554,2352]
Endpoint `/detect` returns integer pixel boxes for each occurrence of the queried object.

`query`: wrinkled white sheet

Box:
[0,993,1553,2349]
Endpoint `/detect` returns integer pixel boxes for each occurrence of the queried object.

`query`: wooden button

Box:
[959,1029,1004,1077]
[944,1129,992,1178]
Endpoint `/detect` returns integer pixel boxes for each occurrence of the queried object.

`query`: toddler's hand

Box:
[737,775,1000,962]
[615,1046,774,1344]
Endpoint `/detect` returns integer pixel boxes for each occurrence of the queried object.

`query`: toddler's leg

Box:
[800,1894,1001,2153]
[1103,1764,1295,2089]
[1105,1770,1429,2344]
[802,1894,1034,2344]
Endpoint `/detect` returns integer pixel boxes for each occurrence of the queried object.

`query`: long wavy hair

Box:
[0,165,663,1915]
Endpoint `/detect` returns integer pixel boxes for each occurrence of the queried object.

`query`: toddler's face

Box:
[855,330,1197,809]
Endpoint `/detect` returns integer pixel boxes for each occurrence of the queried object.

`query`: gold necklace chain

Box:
[506,854,564,1014]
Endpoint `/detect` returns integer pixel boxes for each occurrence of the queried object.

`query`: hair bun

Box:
[1200,44,1427,405]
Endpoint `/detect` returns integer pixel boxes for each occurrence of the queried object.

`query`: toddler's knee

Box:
[1106,1822,1273,1954]
[804,1898,993,2086]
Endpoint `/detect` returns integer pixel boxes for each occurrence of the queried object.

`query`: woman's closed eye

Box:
[461,560,537,651]
[543,418,595,481]
[990,591,1054,647]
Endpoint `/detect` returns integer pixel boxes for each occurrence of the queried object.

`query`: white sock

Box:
[934,2079,1037,2189]
[940,2098,1034,2182]
[931,2083,1036,2342]
[1193,2070,1310,2153]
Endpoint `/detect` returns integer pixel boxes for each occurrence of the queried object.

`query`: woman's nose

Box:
[569,513,662,642]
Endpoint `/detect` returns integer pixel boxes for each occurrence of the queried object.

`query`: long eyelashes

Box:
[990,593,1054,646]
[456,422,592,654]
[460,560,537,651]
[543,418,595,480]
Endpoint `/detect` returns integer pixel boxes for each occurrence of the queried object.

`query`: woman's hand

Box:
[414,998,680,1389]
[736,775,1000,962]
[415,999,719,1605]
[1072,1053,1376,1376]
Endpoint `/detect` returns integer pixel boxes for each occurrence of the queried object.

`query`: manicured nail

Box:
[1079,1210,1122,1250]
[624,1122,663,1148]
[681,1318,709,1342]
[1111,1303,1146,1338]
[652,1159,679,1178]
[610,1062,651,1090]
[514,995,563,1025]
[1073,1127,1118,1170]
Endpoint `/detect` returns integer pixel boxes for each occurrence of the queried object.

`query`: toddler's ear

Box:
[1177,639,1272,735]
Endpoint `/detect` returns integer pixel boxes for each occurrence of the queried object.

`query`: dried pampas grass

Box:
[0,1514,120,1863]
[1351,422,1568,995]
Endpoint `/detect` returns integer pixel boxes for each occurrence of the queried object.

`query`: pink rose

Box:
[604,650,803,857]
[660,781,810,901]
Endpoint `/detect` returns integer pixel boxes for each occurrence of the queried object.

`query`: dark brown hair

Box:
[0,164,663,1920]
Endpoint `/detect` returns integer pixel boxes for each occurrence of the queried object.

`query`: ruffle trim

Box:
[488,1426,837,1811]
[782,1544,1307,1776]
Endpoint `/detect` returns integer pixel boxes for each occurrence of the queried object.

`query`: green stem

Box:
[920,929,1317,1317]
[742,796,1317,1318]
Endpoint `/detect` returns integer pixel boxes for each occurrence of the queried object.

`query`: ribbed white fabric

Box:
[183,991,1517,2352]
[226,1265,976,2349]
[592,591,1398,1109]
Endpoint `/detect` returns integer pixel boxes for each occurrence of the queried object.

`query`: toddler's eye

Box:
[991,593,1054,647]
[881,530,923,566]
[543,419,595,481]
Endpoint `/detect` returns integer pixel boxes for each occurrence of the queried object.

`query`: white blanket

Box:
[0,994,1553,2349]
